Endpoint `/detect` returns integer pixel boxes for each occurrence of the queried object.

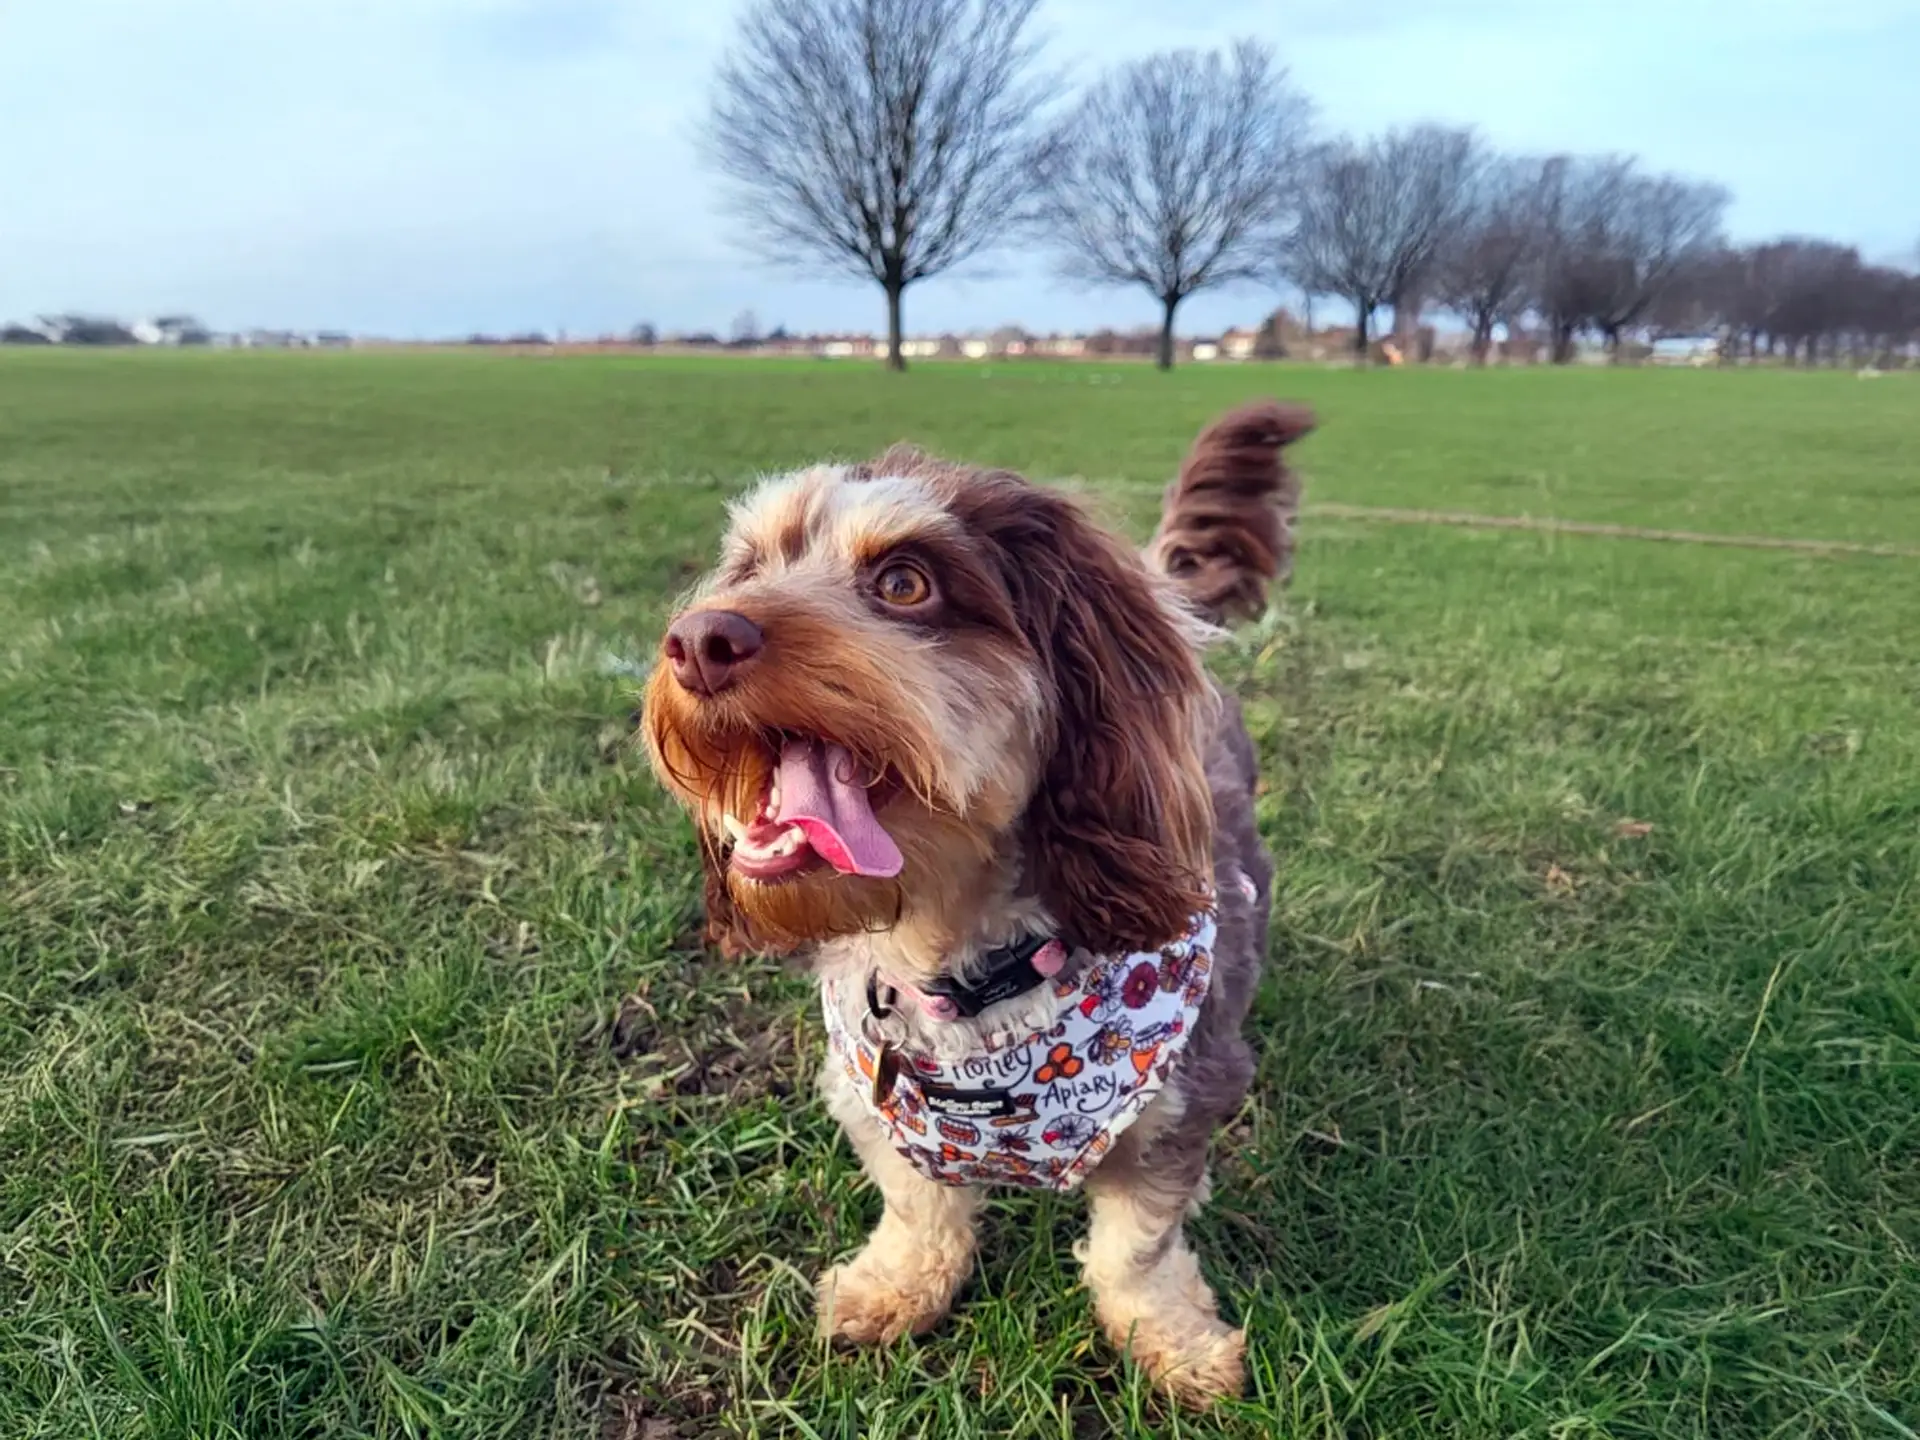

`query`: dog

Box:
[643,401,1313,1406]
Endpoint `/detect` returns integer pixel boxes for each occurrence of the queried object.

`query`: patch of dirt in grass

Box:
[593,1328,729,1439]
[603,985,805,1104]
[669,1008,801,1101]
[605,993,662,1059]
[598,1388,715,1440]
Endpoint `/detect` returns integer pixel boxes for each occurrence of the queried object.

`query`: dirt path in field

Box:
[1304,503,1920,559]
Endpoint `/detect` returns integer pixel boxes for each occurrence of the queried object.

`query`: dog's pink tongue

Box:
[773,739,903,878]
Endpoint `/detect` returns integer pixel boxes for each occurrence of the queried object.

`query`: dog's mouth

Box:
[721,734,904,884]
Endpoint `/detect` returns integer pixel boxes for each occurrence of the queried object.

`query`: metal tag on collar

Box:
[861,974,901,1105]
[870,1041,900,1107]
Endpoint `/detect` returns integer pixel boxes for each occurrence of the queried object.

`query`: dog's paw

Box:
[1107,1311,1246,1409]
[815,1258,959,1345]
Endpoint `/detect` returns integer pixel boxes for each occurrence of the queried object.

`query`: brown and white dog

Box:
[643,402,1312,1406]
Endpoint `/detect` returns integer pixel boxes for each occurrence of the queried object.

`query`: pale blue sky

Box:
[1,0,1914,339]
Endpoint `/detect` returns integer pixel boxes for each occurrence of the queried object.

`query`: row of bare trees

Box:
[1654,241,1920,366]
[1411,153,1732,363]
[703,0,1912,370]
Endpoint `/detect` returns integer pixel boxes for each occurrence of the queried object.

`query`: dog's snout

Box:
[663,609,763,697]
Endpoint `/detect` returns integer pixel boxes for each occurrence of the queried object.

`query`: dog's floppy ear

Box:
[979,484,1215,955]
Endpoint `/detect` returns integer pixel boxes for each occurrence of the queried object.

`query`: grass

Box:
[1,349,1916,1439]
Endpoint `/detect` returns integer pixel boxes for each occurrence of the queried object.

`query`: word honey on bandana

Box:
[823,912,1217,1190]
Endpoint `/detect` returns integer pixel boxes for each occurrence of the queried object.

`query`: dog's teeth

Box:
[767,777,780,813]
[721,815,748,843]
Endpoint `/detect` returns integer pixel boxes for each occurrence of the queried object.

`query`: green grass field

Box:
[2,351,1916,1439]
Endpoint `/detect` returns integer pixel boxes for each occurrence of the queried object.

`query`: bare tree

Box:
[1846,264,1910,365]
[704,0,1049,371]
[1699,245,1773,360]
[1285,125,1481,361]
[1643,246,1735,341]
[1037,40,1311,370]
[1285,144,1390,356]
[1766,239,1864,364]
[1529,155,1585,362]
[1601,173,1729,355]
[1380,127,1482,351]
[1535,156,1728,361]
[1433,155,1550,363]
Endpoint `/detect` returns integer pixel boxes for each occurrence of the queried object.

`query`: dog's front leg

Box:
[1079,1122,1246,1407]
[817,1067,981,1344]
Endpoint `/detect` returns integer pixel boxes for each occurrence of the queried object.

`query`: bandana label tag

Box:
[916,1081,1021,1120]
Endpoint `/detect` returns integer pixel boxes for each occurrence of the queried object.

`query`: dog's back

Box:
[1142,401,1314,1116]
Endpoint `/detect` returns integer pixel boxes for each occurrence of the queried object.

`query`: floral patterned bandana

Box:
[822,911,1217,1190]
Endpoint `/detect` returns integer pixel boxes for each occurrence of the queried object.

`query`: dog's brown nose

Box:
[663,609,763,697]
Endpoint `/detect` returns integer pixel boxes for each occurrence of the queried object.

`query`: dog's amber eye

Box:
[874,562,932,608]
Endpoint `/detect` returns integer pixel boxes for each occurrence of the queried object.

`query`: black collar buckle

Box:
[916,933,1058,1019]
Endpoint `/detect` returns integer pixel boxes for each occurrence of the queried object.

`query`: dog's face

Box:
[644,447,1217,966]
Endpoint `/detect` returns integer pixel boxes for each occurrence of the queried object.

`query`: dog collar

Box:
[867,933,1069,1023]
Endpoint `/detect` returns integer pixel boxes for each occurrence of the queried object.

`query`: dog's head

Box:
[643,447,1216,967]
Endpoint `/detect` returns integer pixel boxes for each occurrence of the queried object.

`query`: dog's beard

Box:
[650,702,1006,951]
[724,866,904,948]
[724,797,1004,949]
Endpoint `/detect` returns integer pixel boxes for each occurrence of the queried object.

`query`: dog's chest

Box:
[821,913,1217,1189]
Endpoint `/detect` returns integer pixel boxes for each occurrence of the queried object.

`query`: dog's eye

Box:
[874,562,933,608]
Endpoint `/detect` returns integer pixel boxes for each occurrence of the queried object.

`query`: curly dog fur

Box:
[643,400,1313,1405]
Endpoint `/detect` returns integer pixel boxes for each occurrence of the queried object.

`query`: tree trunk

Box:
[1390,289,1421,360]
[1471,317,1493,366]
[1156,295,1178,371]
[1353,302,1371,365]
[884,280,906,373]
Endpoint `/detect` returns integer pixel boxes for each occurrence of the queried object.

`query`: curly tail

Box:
[1146,400,1316,626]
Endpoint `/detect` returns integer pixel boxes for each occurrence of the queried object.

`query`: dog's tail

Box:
[1146,400,1315,626]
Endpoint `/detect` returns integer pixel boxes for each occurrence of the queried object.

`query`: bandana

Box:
[822,911,1217,1190]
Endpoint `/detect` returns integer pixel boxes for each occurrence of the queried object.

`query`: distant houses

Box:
[566,317,1388,363]
[0,300,1487,362]
[8,315,141,345]
[0,315,353,348]
[130,315,212,346]
[1648,335,1720,367]
[0,308,1684,365]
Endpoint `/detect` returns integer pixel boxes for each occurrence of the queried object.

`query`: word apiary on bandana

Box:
[823,912,1217,1190]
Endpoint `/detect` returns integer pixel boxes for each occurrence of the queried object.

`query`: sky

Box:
[2,0,1915,340]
